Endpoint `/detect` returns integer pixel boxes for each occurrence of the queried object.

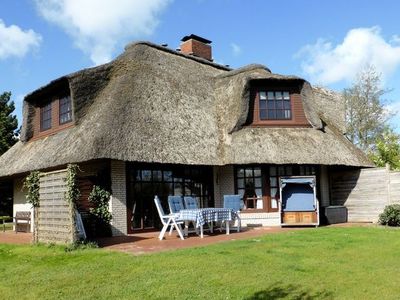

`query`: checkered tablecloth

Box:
[179,208,237,228]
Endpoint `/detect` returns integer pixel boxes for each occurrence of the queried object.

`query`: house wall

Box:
[110,160,127,236]
[330,166,400,222]
[13,176,34,232]
[213,165,235,208]
[319,165,330,207]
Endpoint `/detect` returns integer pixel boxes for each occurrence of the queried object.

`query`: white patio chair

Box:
[154,196,184,240]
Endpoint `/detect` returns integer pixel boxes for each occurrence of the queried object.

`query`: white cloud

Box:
[297,27,400,85]
[0,20,42,60]
[35,0,172,65]
[230,42,242,56]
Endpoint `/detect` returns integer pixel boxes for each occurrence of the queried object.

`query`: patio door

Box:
[126,163,213,233]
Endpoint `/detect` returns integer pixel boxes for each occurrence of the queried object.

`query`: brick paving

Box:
[0,231,32,244]
[0,223,374,254]
[97,226,307,255]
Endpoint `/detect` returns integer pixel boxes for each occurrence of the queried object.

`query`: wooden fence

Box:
[330,167,400,222]
[37,170,75,244]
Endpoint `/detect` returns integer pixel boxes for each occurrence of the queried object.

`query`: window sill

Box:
[241,209,278,213]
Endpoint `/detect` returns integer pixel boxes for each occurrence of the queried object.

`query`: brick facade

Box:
[180,39,212,61]
[110,160,127,236]
[213,166,235,208]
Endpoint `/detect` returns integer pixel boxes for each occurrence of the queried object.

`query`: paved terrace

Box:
[0,224,371,255]
[97,227,307,255]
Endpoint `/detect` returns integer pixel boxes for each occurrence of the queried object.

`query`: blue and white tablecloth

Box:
[179,208,237,228]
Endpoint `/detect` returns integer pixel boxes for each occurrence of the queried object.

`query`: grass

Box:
[2,223,13,231]
[1,226,400,299]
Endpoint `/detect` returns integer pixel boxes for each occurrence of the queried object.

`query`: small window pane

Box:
[254,168,261,177]
[270,177,277,186]
[259,91,267,100]
[174,177,183,182]
[255,189,262,197]
[254,178,262,187]
[245,169,253,177]
[270,188,278,198]
[275,92,283,99]
[260,110,267,120]
[133,170,141,181]
[238,189,245,196]
[142,170,151,181]
[259,100,267,109]
[268,110,275,119]
[267,92,274,99]
[283,92,290,100]
[271,199,278,209]
[276,110,284,119]
[40,103,52,131]
[163,171,173,181]
[237,168,245,177]
[59,95,72,124]
[284,110,291,119]
[270,166,277,176]
[174,182,183,195]
[278,166,285,175]
[153,170,162,181]
[276,100,283,109]
[286,166,293,175]
[284,100,291,109]
[237,178,244,189]
[267,100,275,109]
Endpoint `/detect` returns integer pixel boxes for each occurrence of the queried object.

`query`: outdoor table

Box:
[179,208,238,238]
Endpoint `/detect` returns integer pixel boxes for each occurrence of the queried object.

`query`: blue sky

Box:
[1,0,400,130]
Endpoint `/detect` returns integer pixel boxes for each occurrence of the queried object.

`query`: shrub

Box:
[88,185,112,237]
[379,204,400,226]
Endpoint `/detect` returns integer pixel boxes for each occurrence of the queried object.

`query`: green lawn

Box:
[1,227,400,299]
[3,223,13,231]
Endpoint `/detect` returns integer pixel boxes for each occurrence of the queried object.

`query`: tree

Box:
[0,92,18,155]
[368,127,400,170]
[343,65,390,153]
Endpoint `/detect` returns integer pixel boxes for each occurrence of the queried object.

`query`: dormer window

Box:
[59,95,72,124]
[251,83,310,127]
[40,103,52,131]
[259,91,291,120]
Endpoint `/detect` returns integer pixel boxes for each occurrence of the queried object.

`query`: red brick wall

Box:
[31,98,74,141]
[180,39,212,61]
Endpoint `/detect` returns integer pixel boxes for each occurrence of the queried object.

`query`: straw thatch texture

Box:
[0,41,372,178]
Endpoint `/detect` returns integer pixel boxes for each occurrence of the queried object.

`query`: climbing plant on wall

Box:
[23,171,40,243]
[65,164,80,207]
[23,171,40,208]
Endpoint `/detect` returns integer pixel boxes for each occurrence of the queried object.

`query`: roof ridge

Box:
[124,41,231,71]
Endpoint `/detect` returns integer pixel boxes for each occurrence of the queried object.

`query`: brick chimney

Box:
[180,34,212,61]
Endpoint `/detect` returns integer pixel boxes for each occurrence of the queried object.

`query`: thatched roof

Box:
[0,41,372,178]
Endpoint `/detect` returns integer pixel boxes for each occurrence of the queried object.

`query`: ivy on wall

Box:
[65,164,80,207]
[23,171,40,208]
[89,185,112,224]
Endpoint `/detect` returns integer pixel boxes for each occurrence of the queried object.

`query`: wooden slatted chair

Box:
[14,211,31,233]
